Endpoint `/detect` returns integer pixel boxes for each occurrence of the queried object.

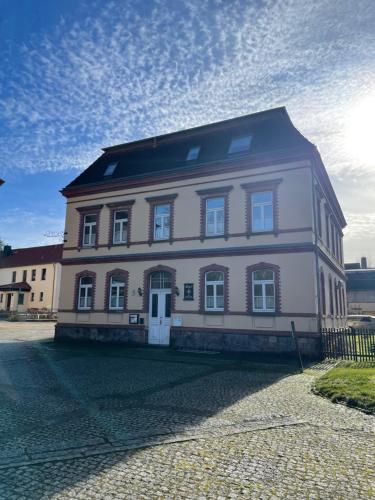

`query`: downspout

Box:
[51,263,56,312]
[310,158,322,333]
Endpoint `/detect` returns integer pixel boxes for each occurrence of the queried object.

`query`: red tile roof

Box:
[0,244,63,269]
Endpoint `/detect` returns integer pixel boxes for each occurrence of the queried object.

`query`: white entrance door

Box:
[148,290,171,345]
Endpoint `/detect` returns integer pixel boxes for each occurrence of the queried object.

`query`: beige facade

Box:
[56,108,346,355]
[0,246,62,313]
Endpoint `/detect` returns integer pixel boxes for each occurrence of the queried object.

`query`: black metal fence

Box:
[321,328,375,361]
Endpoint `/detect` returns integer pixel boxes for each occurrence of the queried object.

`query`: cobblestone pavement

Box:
[0,322,374,499]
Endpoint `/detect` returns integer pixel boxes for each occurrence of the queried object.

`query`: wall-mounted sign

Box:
[184,283,194,301]
[129,313,139,324]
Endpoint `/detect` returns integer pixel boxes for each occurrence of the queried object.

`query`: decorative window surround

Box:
[328,274,334,316]
[145,194,178,245]
[142,264,176,312]
[104,269,129,312]
[320,269,326,316]
[241,179,282,237]
[199,264,229,314]
[106,200,135,248]
[73,270,96,312]
[246,262,281,315]
[315,188,323,239]
[76,204,103,249]
[196,186,232,241]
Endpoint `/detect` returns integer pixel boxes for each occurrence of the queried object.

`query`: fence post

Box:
[291,321,304,373]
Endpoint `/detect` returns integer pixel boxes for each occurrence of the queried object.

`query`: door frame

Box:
[148,288,172,345]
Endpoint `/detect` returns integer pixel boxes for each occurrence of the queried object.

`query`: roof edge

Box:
[101,106,288,154]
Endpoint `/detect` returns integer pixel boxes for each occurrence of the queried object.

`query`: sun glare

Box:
[345,94,375,165]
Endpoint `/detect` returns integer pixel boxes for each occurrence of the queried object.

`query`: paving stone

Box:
[0,322,374,498]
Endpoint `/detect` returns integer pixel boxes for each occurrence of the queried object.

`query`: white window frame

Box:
[82,214,97,247]
[154,204,171,241]
[206,197,225,236]
[252,270,275,313]
[113,210,128,244]
[78,277,93,310]
[251,191,274,233]
[109,276,125,310]
[205,271,224,312]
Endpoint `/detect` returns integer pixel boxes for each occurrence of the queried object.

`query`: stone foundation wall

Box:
[55,324,321,357]
[55,324,146,345]
[170,328,321,357]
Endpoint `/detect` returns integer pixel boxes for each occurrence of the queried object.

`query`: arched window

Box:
[150,271,172,290]
[329,275,334,315]
[320,271,326,315]
[252,269,275,313]
[109,275,125,310]
[205,271,224,311]
[334,278,339,316]
[78,276,93,310]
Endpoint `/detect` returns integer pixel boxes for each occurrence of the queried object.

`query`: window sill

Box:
[247,231,277,237]
[250,311,277,316]
[203,310,225,315]
[76,309,92,313]
[107,310,125,314]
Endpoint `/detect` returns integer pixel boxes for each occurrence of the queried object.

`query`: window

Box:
[334,279,339,316]
[104,162,118,176]
[154,204,170,240]
[22,270,27,282]
[251,191,273,232]
[0,294,3,303]
[78,276,93,310]
[206,197,225,236]
[39,292,44,302]
[18,294,24,305]
[320,271,326,315]
[186,146,200,161]
[316,197,322,237]
[150,271,172,289]
[113,210,128,244]
[252,270,275,313]
[82,214,97,246]
[31,292,34,302]
[325,213,330,250]
[329,275,334,315]
[228,134,252,154]
[31,269,36,281]
[331,224,336,256]
[12,271,16,283]
[205,271,224,311]
[109,276,125,310]
[41,268,46,281]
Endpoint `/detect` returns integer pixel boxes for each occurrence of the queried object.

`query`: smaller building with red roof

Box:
[0,244,63,313]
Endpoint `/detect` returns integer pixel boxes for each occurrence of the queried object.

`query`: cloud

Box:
[0,0,374,258]
[0,209,65,247]
[1,0,374,174]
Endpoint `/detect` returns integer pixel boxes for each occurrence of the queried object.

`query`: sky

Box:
[0,0,374,263]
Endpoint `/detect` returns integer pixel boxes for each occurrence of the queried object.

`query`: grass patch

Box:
[314,361,375,414]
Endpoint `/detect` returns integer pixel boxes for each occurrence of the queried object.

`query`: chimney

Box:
[2,245,12,257]
[361,256,367,269]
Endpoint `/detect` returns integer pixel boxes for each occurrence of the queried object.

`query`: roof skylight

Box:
[228,135,252,155]
[186,146,201,161]
[104,162,118,176]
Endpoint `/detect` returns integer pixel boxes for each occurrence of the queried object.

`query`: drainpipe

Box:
[51,263,56,312]
[310,157,322,333]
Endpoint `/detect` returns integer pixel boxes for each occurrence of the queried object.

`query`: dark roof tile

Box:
[0,244,63,269]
